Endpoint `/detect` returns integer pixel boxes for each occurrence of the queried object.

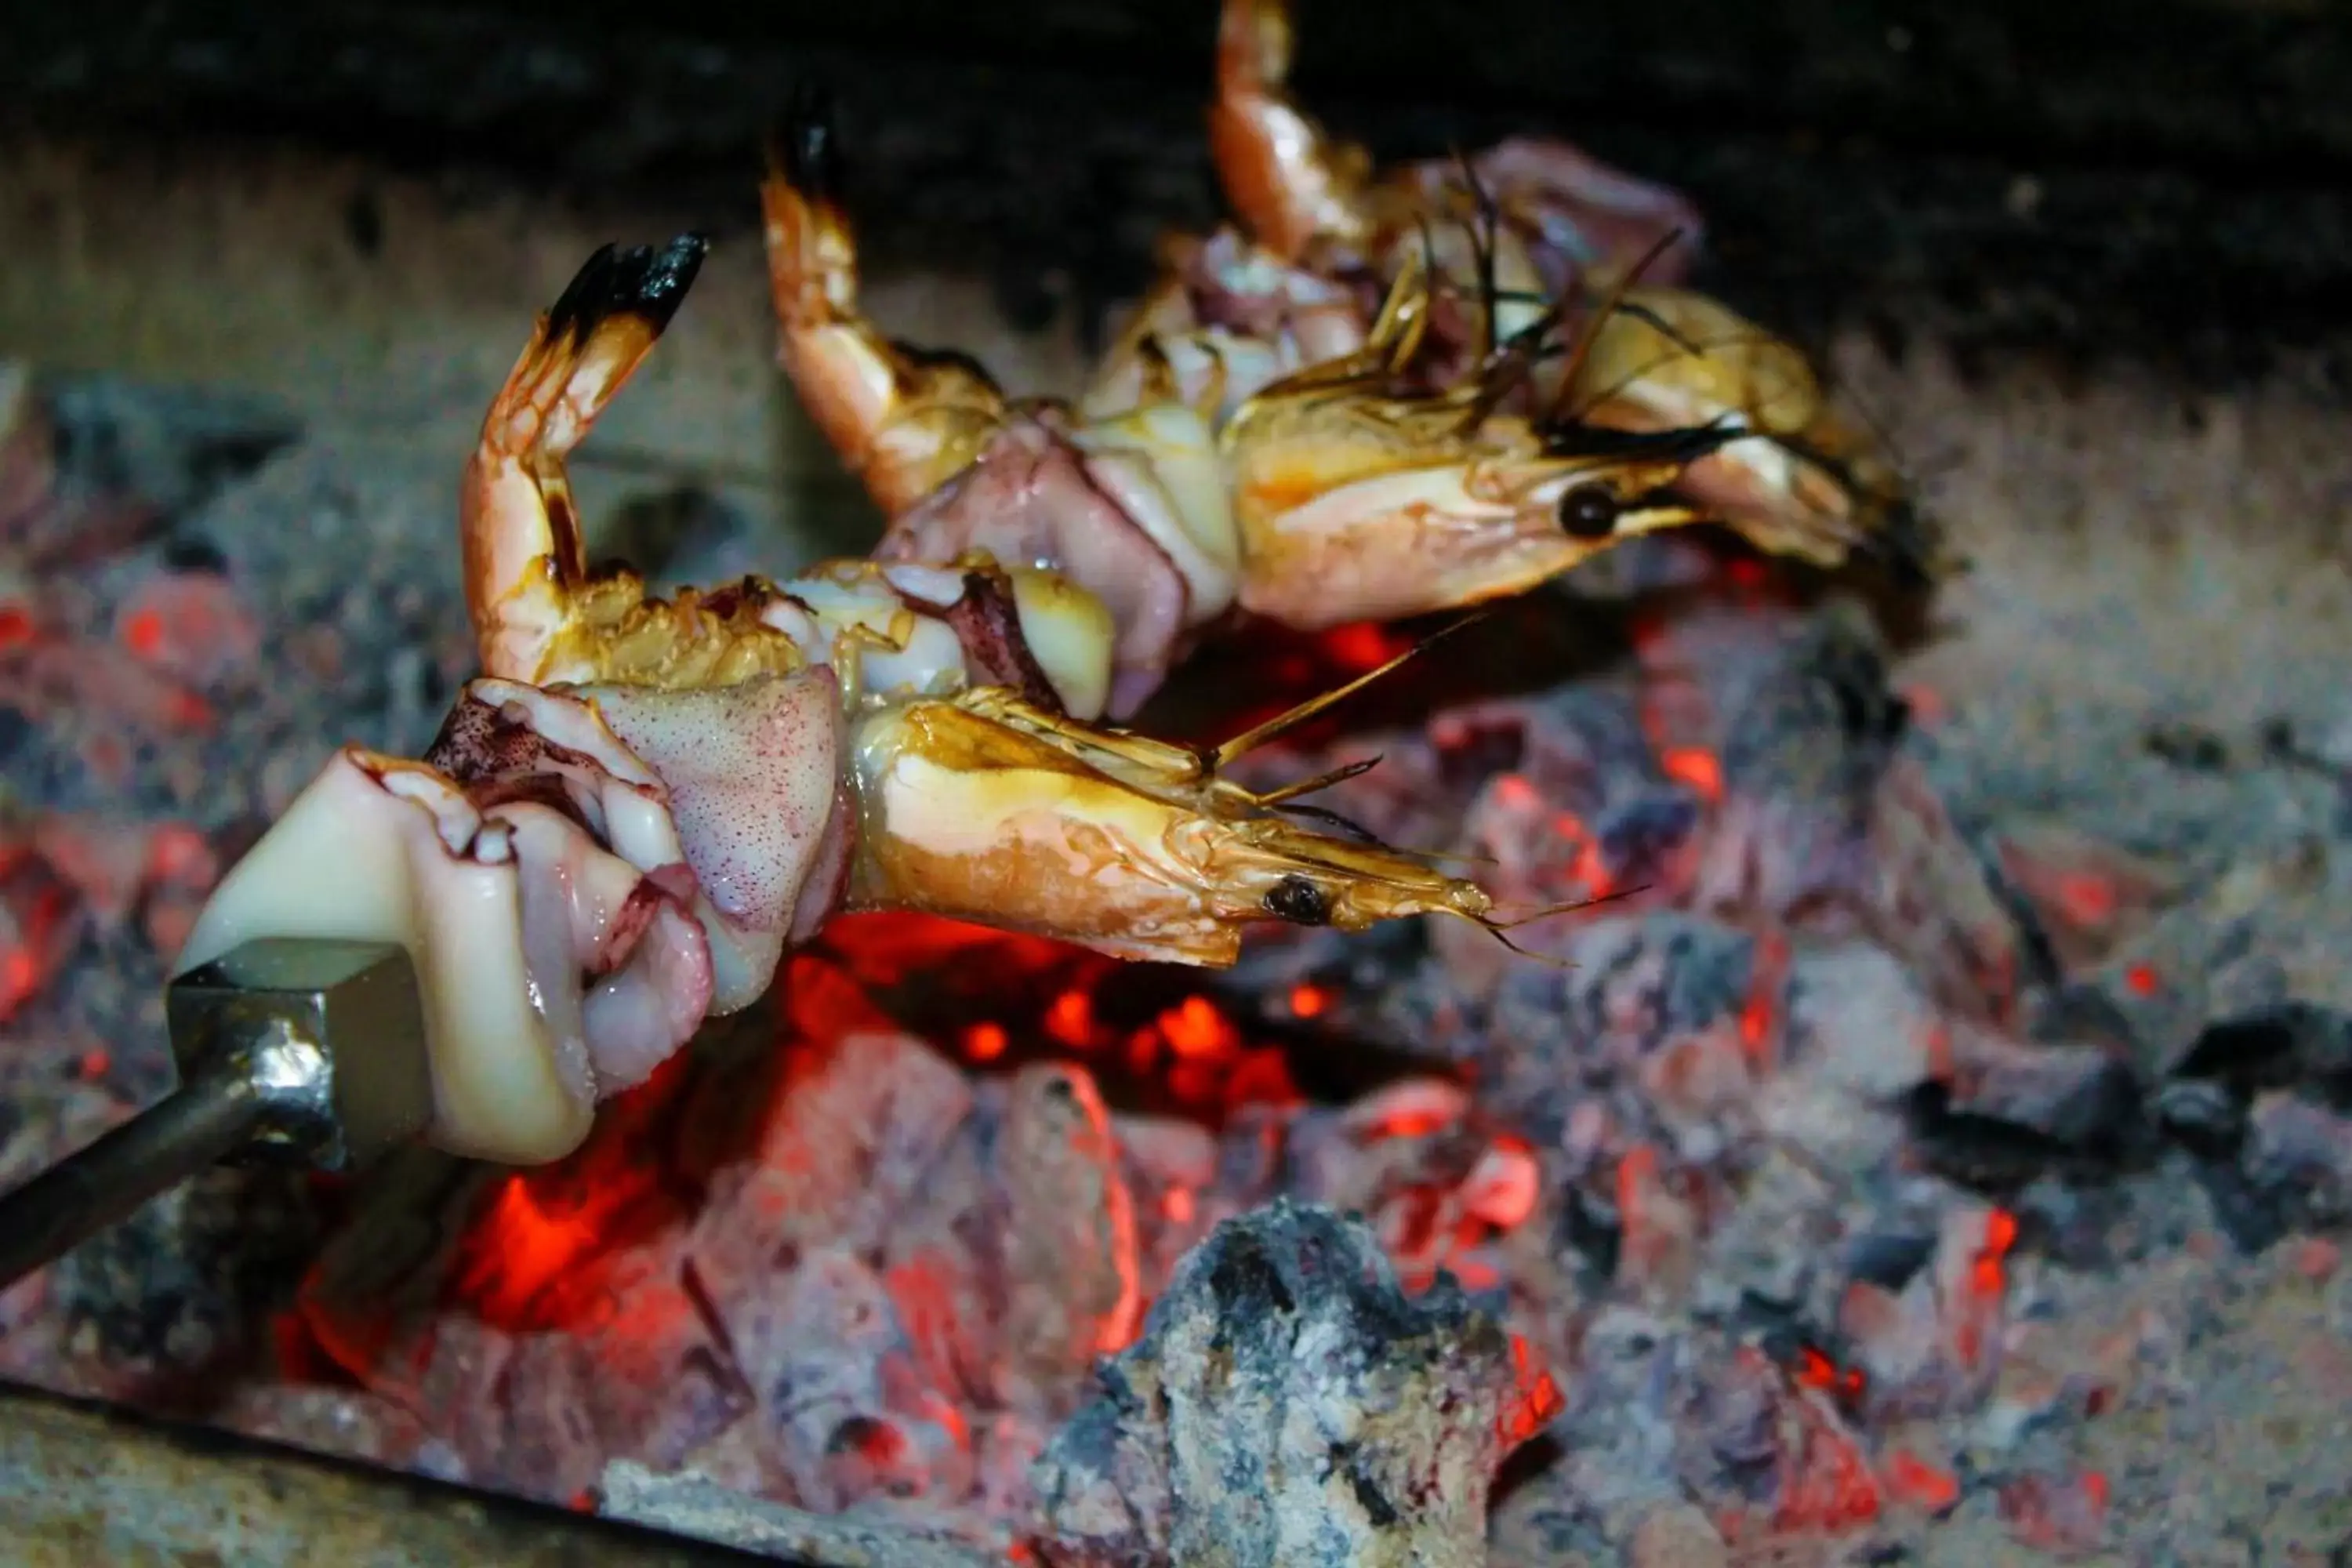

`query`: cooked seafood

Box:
[173,236,1515,1167]
[763,113,1748,717]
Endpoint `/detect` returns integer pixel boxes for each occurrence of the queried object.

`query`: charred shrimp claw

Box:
[761,100,1011,517]
[1207,0,1373,260]
[463,234,805,690]
[1560,288,1940,577]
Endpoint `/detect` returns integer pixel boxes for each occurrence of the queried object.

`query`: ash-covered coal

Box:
[1033,1199,1556,1567]
[7,373,2352,1563]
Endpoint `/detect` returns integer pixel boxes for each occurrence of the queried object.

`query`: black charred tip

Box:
[547,234,709,345]
[778,79,843,201]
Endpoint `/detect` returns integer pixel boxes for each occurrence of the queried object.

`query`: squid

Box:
[761,0,1933,720]
[172,236,1523,1169]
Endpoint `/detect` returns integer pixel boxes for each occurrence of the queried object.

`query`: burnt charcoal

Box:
[2175,1004,2352,1101]
[1554,1185,1624,1287]
[1677,601,1905,910]
[2151,1077,2245,1156]
[1034,1200,1543,1566]
[1904,1084,2113,1193]
[728,1247,973,1512]
[1846,1231,1940,1294]
[159,532,230,574]
[2033,982,2144,1056]
[1513,684,1701,835]
[2185,1160,2295,1256]
[2087,838,2352,1084]
[49,1163,318,1389]
[1947,1042,2146,1160]
[2238,1091,2352,1226]
[1487,913,1757,1075]
[2142,722,2232,772]
[991,1064,1144,1421]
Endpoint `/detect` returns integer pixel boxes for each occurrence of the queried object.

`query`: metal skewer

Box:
[0,937,435,1293]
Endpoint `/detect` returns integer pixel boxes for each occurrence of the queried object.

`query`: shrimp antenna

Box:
[1443,882,1653,970]
[1545,227,1690,428]
[1251,753,1384,806]
[1206,613,1490,773]
[1450,143,1507,364]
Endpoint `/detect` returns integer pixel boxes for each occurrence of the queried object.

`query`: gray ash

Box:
[4,368,2351,1563]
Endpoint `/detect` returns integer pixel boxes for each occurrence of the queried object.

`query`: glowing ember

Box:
[9,358,2336,1564]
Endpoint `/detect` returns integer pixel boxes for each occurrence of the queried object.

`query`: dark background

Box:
[8,0,2352,380]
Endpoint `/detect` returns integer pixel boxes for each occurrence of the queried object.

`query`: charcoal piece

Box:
[2176,1002,2352,1096]
[728,1247,973,1513]
[1904,1083,2111,1192]
[1783,942,1943,1102]
[481,1330,608,1502]
[1990,816,2183,976]
[1438,688,1708,974]
[2085,837,2352,1084]
[1486,913,1757,1076]
[1947,1039,2143,1160]
[1663,601,1902,919]
[1033,1199,1543,1566]
[993,1064,1142,1423]
[688,1028,976,1291]
[1845,1231,1940,1294]
[2239,1091,2352,1225]
[2150,1076,2245,1154]
[1479,912,1760,1178]
[49,1162,317,1387]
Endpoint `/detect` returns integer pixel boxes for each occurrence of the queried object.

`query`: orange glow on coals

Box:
[1160,996,1240,1061]
[1318,621,1414,674]
[1882,1449,1962,1514]
[459,1175,615,1329]
[1658,746,1722,802]
[1973,1208,2020,1298]
[1044,989,1094,1048]
[445,1060,695,1334]
[963,1022,1008,1062]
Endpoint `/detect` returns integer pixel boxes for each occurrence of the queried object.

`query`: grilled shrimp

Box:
[1191,0,1930,572]
[762,111,1747,717]
[172,236,1519,1168]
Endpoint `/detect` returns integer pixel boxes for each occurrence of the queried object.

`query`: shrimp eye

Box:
[1265,874,1332,926]
[1556,481,1620,539]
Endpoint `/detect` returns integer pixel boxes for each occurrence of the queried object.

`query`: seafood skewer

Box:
[762,1,1934,680]
[1138,0,1706,416]
[763,112,1748,718]
[172,236,1515,1169]
[1186,0,1928,566]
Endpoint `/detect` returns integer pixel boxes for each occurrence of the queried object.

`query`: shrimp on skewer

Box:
[1192,0,1933,573]
[172,235,1519,1169]
[762,110,1750,717]
[1079,0,1708,429]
